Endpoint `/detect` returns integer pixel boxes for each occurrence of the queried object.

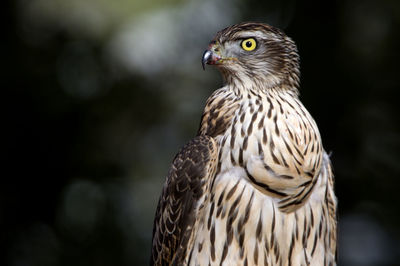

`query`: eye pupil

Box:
[246,41,252,47]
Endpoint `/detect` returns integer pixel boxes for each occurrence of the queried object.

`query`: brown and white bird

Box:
[151,22,337,266]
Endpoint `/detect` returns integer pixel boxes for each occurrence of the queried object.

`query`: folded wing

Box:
[150,135,218,265]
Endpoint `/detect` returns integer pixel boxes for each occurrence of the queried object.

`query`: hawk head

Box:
[202,22,300,90]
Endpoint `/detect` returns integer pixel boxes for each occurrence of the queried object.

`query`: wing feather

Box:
[150,135,218,266]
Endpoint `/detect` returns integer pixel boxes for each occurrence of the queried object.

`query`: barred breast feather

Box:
[186,84,337,265]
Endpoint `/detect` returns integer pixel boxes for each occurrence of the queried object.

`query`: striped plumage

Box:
[151,22,337,266]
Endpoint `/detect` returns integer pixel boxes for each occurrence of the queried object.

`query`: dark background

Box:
[3,0,400,265]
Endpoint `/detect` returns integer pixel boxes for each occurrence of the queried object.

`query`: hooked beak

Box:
[202,50,212,70]
[202,44,222,70]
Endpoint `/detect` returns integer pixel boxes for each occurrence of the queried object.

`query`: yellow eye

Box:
[241,38,256,51]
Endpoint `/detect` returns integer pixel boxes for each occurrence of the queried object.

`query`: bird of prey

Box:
[151,22,337,266]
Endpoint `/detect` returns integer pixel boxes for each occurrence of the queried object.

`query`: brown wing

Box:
[150,135,218,266]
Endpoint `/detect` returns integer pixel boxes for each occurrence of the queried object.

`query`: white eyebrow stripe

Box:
[235,31,266,39]
[234,31,280,42]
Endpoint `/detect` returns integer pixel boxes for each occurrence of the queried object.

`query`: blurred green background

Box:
[3,0,400,265]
